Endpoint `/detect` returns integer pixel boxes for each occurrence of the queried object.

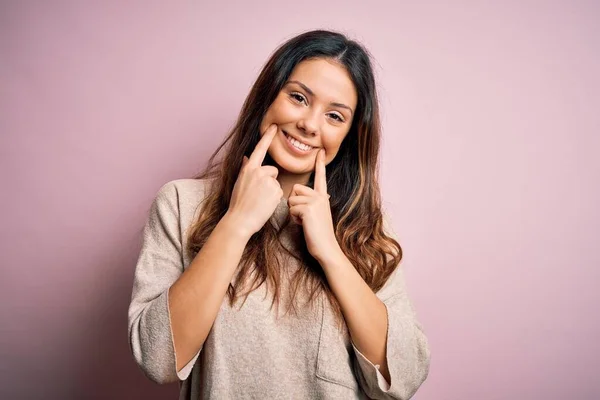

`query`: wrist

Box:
[219,212,253,243]
[315,242,345,266]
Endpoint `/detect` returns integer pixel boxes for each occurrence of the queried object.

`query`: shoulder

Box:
[154,178,214,207]
[151,178,216,225]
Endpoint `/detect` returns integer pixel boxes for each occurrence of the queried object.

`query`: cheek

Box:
[261,98,282,130]
[322,131,349,155]
[264,96,295,122]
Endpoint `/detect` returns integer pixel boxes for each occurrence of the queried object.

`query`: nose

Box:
[296,109,320,137]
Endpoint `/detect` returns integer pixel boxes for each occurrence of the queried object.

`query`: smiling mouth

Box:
[283,131,315,152]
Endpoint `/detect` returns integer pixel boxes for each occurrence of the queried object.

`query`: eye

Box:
[290,92,307,105]
[328,113,344,123]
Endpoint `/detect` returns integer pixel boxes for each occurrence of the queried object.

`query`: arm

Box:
[130,127,282,382]
[128,182,251,383]
[317,217,430,399]
[318,250,392,380]
[169,212,250,372]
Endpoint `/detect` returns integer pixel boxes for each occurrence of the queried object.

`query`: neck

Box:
[277,170,311,199]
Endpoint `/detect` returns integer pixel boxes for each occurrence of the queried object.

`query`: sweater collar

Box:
[271,196,290,226]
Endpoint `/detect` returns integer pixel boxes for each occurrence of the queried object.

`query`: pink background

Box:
[1,1,599,399]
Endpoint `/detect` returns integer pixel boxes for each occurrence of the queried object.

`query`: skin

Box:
[260,58,392,383]
[170,57,391,385]
[259,57,357,199]
[286,149,392,384]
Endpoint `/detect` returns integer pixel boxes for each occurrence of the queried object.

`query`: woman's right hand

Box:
[225,124,283,238]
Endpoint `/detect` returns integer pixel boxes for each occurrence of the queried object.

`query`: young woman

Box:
[128,30,430,399]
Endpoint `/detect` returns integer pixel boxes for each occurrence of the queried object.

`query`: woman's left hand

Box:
[288,149,341,264]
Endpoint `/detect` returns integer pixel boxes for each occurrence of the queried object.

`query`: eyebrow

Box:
[286,80,354,116]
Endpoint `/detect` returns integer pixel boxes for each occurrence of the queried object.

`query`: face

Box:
[259,58,358,180]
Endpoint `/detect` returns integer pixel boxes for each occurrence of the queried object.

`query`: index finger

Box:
[248,124,278,167]
[314,149,328,195]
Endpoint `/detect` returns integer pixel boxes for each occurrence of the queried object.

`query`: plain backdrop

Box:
[1,1,599,399]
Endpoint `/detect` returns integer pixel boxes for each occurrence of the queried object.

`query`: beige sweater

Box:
[128,178,430,399]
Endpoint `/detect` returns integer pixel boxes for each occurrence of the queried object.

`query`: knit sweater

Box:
[128,178,430,399]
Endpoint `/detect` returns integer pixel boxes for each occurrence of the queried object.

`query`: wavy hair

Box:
[186,29,402,325]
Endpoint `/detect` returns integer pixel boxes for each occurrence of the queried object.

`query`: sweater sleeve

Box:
[351,214,431,399]
[127,182,201,384]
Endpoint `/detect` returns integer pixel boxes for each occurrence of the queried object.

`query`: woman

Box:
[128,29,430,399]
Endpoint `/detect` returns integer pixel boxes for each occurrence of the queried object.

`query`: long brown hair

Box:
[186,30,402,324]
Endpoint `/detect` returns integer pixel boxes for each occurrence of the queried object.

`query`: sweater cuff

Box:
[352,343,391,392]
[176,351,201,381]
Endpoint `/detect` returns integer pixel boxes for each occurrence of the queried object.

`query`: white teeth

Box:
[286,134,312,151]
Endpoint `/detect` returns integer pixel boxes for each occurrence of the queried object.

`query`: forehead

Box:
[288,58,357,109]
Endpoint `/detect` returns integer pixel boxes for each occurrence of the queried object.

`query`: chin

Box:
[277,159,314,175]
[271,152,314,175]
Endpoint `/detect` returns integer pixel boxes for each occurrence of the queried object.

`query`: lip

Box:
[281,130,316,155]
